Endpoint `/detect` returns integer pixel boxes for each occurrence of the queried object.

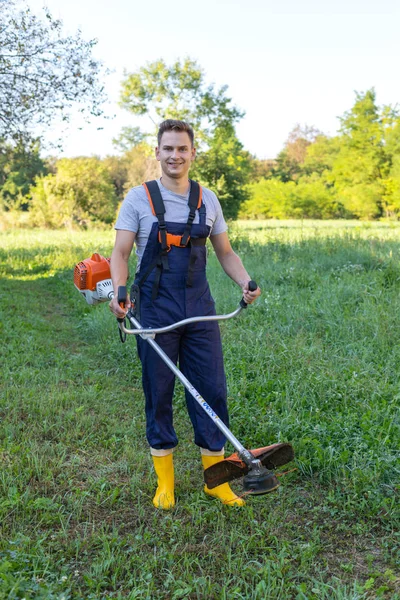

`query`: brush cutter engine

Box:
[74,253,113,305]
[74,253,294,495]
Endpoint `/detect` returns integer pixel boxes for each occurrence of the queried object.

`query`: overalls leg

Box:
[179,320,229,452]
[137,329,181,450]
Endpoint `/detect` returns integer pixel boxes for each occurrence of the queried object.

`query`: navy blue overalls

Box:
[134,180,229,452]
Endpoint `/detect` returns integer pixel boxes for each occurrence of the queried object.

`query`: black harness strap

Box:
[144,180,169,271]
[181,181,200,247]
[186,201,207,287]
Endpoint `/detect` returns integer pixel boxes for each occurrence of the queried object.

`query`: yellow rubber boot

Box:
[202,454,245,506]
[152,454,175,510]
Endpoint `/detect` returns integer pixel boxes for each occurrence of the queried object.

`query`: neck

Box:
[160,174,190,195]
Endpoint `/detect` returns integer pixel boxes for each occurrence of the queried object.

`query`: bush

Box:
[239,177,339,219]
[29,157,119,228]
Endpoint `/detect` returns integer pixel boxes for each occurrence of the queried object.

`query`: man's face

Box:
[156,130,196,180]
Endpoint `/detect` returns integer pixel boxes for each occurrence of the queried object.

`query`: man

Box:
[109,119,260,509]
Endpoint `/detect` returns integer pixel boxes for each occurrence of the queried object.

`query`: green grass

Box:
[0,221,399,599]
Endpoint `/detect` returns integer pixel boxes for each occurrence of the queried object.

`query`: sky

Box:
[27,0,400,160]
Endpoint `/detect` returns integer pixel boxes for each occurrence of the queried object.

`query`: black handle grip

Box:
[248,280,257,292]
[240,280,258,309]
[117,286,127,323]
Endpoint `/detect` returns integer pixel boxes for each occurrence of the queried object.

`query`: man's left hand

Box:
[242,282,261,305]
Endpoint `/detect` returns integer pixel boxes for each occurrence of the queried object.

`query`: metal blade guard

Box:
[204,443,294,491]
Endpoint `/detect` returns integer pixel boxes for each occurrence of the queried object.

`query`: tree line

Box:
[241,90,400,220]
[1,2,400,228]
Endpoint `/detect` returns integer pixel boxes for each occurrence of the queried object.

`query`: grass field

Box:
[0,221,399,599]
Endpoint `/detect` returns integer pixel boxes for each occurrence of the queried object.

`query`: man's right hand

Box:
[109,295,131,318]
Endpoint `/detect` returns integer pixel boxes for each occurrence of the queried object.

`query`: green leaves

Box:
[29,157,119,227]
[192,127,252,219]
[119,57,243,146]
[331,89,394,218]
[0,138,47,211]
[241,89,400,220]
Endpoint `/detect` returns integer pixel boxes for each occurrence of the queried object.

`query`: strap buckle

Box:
[158,231,190,249]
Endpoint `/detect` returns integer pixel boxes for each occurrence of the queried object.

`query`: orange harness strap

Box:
[142,182,156,216]
[158,231,189,249]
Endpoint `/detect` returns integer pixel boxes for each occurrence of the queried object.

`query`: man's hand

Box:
[242,281,261,305]
[109,295,131,318]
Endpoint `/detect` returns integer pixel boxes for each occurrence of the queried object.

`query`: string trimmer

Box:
[74,253,294,495]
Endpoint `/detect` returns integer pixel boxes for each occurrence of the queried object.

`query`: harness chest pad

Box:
[142,180,203,250]
[140,180,206,299]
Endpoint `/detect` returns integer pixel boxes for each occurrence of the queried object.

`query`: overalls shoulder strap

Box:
[181,181,202,246]
[143,180,168,253]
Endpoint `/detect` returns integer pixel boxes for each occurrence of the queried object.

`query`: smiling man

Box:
[109,119,260,509]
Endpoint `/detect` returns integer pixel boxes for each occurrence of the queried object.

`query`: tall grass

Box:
[0,221,399,599]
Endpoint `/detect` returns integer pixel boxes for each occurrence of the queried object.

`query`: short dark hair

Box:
[157,119,194,147]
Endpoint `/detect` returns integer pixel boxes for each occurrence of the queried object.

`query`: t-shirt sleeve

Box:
[114,189,139,232]
[209,191,228,236]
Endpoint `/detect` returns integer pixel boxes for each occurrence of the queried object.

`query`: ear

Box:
[191,146,196,161]
[155,146,160,161]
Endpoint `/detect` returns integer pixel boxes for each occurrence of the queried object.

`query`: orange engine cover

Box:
[74,253,111,291]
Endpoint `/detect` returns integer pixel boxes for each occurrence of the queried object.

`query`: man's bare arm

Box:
[210,232,261,304]
[109,229,136,316]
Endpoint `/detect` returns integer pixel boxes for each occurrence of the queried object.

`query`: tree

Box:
[239,176,339,220]
[0,0,106,143]
[331,89,389,218]
[383,167,400,217]
[0,138,47,210]
[119,58,243,146]
[274,124,322,182]
[123,144,160,192]
[112,126,146,154]
[287,124,322,163]
[302,135,341,179]
[239,179,296,219]
[381,110,400,216]
[103,143,160,200]
[192,126,252,219]
[240,91,400,221]
[251,158,276,182]
[292,177,339,219]
[30,157,118,227]
[102,155,129,200]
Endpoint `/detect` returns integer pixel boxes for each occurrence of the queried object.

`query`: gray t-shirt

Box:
[115,179,228,270]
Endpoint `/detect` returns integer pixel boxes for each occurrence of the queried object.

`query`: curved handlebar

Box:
[116,280,258,338]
